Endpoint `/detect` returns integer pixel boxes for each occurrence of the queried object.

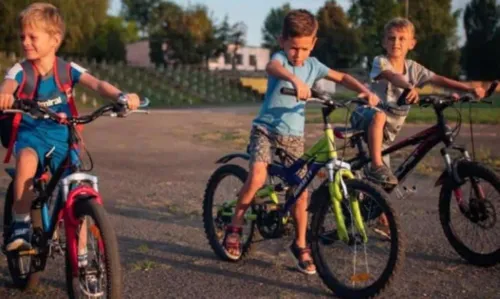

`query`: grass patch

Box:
[305,104,500,125]
[131,260,156,272]
[193,129,249,149]
[137,244,150,254]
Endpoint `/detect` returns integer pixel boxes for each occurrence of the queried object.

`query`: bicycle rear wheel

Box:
[310,179,405,299]
[65,199,122,299]
[203,164,256,261]
[439,161,500,267]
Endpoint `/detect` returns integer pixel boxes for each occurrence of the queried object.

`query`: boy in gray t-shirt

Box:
[351,17,485,187]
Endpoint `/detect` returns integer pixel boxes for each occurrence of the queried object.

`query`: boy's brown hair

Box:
[282,9,318,39]
[18,2,65,38]
[383,17,415,37]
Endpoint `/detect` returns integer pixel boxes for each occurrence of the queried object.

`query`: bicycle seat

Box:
[334,127,365,139]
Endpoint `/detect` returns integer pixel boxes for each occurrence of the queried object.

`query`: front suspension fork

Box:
[327,162,368,244]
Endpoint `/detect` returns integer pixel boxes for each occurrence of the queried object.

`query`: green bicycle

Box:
[203,88,405,298]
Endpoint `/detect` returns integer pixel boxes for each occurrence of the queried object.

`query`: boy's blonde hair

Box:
[384,17,415,38]
[18,2,65,38]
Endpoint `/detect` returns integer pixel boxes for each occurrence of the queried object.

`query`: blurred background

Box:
[0,0,498,107]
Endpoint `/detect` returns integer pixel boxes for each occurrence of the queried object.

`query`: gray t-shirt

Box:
[370,55,435,142]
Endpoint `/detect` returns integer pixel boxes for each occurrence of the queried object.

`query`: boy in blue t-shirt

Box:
[0,3,140,252]
[223,9,380,275]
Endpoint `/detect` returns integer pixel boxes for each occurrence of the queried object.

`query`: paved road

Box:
[0,108,498,298]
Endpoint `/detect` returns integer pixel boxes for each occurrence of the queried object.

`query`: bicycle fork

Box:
[327,162,368,244]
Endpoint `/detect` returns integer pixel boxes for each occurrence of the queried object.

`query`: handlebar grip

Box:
[280,87,297,96]
[485,80,498,98]
[12,99,36,110]
[397,88,412,106]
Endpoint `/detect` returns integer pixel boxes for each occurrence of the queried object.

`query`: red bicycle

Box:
[2,98,149,298]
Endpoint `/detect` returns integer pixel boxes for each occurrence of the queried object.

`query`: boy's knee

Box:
[373,111,386,123]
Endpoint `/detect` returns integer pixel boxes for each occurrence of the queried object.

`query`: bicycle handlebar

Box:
[2,96,150,125]
[397,81,498,107]
[280,87,367,108]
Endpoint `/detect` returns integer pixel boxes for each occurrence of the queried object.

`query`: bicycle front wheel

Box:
[310,179,405,299]
[65,199,122,299]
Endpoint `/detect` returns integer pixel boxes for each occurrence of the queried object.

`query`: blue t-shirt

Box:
[253,51,329,136]
[4,61,86,146]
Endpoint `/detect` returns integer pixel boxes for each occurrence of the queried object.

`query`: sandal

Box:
[222,225,243,261]
[372,215,391,241]
[288,242,317,275]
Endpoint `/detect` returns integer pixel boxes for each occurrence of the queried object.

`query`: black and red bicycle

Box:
[333,81,500,267]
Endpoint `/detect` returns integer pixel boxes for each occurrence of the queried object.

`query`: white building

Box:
[125,41,271,72]
[208,44,270,71]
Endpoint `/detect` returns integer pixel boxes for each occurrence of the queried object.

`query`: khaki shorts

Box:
[248,126,306,176]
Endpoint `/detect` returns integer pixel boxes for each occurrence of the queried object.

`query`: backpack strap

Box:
[4,61,39,163]
[54,57,82,132]
[54,57,79,117]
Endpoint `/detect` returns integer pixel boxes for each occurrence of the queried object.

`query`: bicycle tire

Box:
[310,179,405,299]
[439,160,500,267]
[65,198,122,299]
[203,164,256,261]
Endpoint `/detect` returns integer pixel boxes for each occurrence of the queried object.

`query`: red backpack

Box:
[0,57,80,163]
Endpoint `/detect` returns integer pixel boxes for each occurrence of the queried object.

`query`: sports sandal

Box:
[222,225,243,261]
[288,241,317,275]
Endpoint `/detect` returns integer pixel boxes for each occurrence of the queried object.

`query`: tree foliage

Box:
[407,0,461,78]
[349,0,461,77]
[261,3,291,54]
[462,0,500,80]
[348,0,401,68]
[0,0,135,63]
[312,0,361,68]
[147,3,245,67]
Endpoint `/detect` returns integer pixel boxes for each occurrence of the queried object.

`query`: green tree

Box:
[87,16,136,63]
[261,3,291,54]
[148,3,239,67]
[121,0,161,35]
[312,0,360,68]
[462,0,500,80]
[348,0,401,68]
[0,0,109,56]
[408,0,461,78]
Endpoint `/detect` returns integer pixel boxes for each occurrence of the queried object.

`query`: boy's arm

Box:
[325,69,380,107]
[0,79,19,110]
[266,60,311,100]
[429,75,485,99]
[78,72,140,109]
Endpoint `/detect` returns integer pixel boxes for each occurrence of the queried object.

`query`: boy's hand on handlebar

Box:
[471,86,486,100]
[124,93,140,110]
[359,92,381,107]
[291,78,311,101]
[405,88,420,104]
[0,93,15,110]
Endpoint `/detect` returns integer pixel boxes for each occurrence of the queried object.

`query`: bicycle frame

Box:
[348,101,467,194]
[9,122,103,276]
[254,106,368,243]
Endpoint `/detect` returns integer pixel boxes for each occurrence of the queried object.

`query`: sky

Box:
[109,0,471,47]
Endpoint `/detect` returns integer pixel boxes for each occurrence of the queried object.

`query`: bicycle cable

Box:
[469,102,476,160]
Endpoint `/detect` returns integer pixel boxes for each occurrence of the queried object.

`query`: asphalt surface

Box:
[0,107,498,298]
